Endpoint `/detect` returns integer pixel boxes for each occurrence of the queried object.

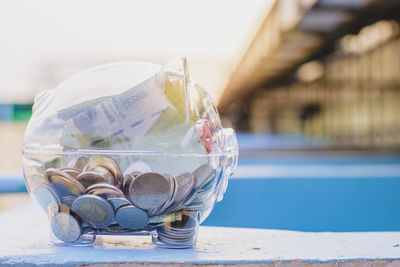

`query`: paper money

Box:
[64,75,173,148]
[57,68,210,174]
[58,96,110,121]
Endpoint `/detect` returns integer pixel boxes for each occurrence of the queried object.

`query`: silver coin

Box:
[165,178,198,213]
[186,191,213,211]
[131,171,142,176]
[159,226,196,241]
[115,205,149,229]
[172,189,198,212]
[128,172,172,210]
[153,174,176,215]
[185,200,205,210]
[157,228,196,245]
[182,179,215,211]
[198,176,217,193]
[71,194,114,228]
[50,212,81,243]
[122,174,134,195]
[85,157,122,188]
[192,164,214,189]
[157,231,193,241]
[157,217,197,245]
[62,195,77,207]
[33,184,60,214]
[169,173,195,207]
[157,226,195,239]
[77,171,110,188]
[107,196,131,211]
[160,225,196,237]
[157,234,194,245]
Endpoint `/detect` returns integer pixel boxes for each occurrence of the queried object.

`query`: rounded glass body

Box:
[22,58,238,247]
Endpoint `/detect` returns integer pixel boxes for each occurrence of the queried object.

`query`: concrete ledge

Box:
[1,203,400,266]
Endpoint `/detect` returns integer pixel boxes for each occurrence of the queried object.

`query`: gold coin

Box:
[50,174,85,196]
[45,168,65,179]
[77,171,109,188]
[86,183,124,196]
[59,203,71,213]
[85,157,122,187]
[87,166,114,184]
[89,187,125,198]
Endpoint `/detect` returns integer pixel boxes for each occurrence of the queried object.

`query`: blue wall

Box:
[204,176,400,231]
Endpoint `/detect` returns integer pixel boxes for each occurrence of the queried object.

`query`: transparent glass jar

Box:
[22,57,238,248]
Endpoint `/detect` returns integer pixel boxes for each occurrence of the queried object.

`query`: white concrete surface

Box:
[0,202,400,266]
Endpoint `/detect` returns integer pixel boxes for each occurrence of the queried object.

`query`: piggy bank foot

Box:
[152,215,199,248]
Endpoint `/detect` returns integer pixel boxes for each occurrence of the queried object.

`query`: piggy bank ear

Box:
[216,128,238,202]
[157,57,191,123]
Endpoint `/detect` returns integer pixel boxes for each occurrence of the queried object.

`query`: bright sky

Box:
[0,0,274,104]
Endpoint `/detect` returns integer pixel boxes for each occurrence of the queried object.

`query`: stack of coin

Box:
[26,155,218,245]
[156,210,198,246]
[83,157,123,188]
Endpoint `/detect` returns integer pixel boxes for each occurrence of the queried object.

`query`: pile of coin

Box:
[26,155,216,245]
[156,210,199,246]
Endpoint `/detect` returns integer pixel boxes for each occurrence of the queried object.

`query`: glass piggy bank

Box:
[22,57,238,248]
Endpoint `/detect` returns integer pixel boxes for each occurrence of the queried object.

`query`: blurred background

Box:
[1,0,400,231]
